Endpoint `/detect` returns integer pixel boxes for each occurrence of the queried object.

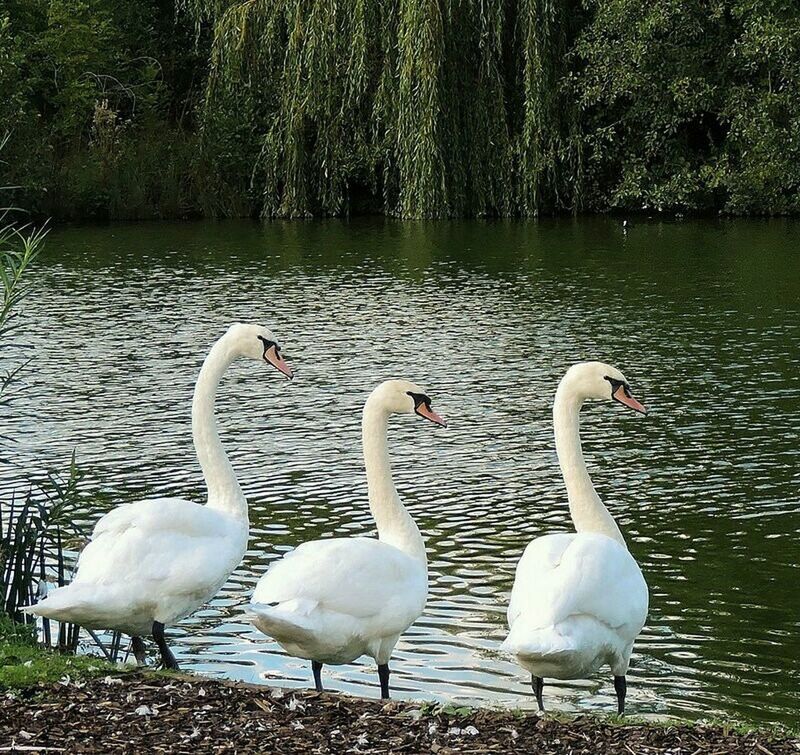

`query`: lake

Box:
[2,218,798,726]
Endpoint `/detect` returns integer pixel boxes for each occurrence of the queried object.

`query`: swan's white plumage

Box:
[29,498,248,636]
[250,537,426,664]
[248,379,439,673]
[24,322,289,644]
[503,532,648,678]
[503,361,649,696]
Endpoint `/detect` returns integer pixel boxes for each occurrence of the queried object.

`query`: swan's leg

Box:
[312,661,324,692]
[378,663,390,699]
[613,675,627,715]
[151,621,180,670]
[130,636,147,665]
[531,675,545,711]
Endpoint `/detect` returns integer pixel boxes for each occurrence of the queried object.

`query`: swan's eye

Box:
[406,391,431,410]
[604,376,635,398]
[406,390,447,426]
[257,336,281,362]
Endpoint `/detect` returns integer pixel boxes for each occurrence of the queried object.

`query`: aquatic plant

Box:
[0,462,79,643]
[0,185,46,409]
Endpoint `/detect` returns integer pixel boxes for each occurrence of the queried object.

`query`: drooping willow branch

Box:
[181,0,581,218]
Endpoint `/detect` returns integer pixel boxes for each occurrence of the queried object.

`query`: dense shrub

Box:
[0,0,220,220]
[572,0,800,214]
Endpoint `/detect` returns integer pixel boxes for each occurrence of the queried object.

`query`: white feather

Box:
[503,532,648,678]
[27,498,247,636]
[503,362,650,691]
[248,380,438,671]
[250,537,426,664]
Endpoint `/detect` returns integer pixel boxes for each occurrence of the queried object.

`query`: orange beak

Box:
[415,403,448,427]
[612,384,647,415]
[264,344,293,380]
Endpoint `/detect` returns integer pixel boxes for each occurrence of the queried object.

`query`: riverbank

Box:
[2,624,798,753]
[2,670,798,754]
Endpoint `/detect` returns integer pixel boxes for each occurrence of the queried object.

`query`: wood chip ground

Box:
[1,673,798,754]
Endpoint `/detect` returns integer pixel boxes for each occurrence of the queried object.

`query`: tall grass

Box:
[0,464,127,660]
[0,462,83,651]
[0,218,46,414]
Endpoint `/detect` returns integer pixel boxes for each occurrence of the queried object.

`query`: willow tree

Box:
[184,0,580,218]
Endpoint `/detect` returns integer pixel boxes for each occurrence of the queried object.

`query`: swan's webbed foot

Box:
[151,621,180,670]
[312,661,324,692]
[131,636,147,665]
[531,675,545,711]
[378,663,390,699]
[613,675,626,715]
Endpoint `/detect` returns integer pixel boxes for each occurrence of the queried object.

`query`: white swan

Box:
[502,362,649,714]
[248,379,446,698]
[25,322,293,668]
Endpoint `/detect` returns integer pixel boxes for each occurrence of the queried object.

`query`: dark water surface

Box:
[2,219,799,726]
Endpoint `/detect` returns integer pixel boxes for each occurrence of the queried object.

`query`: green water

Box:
[3,218,799,726]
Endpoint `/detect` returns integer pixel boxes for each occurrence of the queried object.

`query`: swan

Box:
[248,379,446,698]
[24,322,293,669]
[502,362,649,714]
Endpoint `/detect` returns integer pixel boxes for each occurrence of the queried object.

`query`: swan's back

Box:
[254,537,426,621]
[250,537,427,664]
[504,532,648,677]
[509,533,647,631]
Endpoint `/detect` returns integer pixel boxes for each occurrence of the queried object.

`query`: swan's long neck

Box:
[553,381,625,546]
[192,337,247,521]
[362,397,426,564]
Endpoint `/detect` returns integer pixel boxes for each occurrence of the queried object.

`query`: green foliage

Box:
[0,458,86,626]
[3,0,800,217]
[0,138,46,408]
[186,0,579,218]
[0,222,44,375]
[0,0,219,220]
[572,0,800,214]
[189,0,800,217]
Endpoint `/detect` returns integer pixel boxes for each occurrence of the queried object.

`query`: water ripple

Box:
[1,218,798,726]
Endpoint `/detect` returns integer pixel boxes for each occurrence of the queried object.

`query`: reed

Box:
[0,464,79,646]
[0,464,126,660]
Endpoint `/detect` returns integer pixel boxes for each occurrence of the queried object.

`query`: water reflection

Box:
[2,218,798,726]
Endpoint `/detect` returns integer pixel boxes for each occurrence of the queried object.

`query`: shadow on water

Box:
[2,217,799,725]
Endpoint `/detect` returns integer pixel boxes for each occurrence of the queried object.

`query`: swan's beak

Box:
[612,384,647,415]
[416,404,448,427]
[265,345,293,380]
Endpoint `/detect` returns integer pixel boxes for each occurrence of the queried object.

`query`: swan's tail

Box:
[21,583,97,622]
[247,600,317,644]
[501,621,577,663]
[502,614,620,678]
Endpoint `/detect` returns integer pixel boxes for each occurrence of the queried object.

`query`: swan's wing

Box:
[509,533,648,640]
[252,537,426,621]
[507,533,575,627]
[74,497,246,597]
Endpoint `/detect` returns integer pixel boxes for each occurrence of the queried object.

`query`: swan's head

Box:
[564,361,646,415]
[371,379,447,427]
[226,322,293,379]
